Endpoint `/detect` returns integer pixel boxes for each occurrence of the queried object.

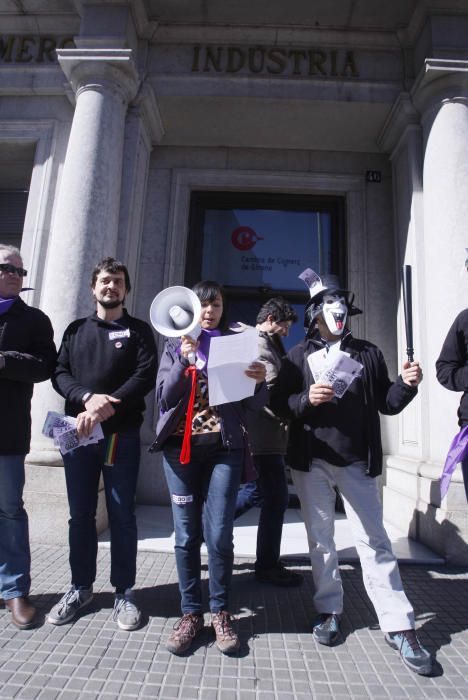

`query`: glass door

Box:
[186,192,346,349]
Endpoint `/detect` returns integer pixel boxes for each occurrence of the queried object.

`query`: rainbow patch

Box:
[104,433,119,467]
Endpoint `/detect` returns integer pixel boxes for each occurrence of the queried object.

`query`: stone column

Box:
[113,82,165,504]
[25,49,139,543]
[43,48,139,339]
[415,63,468,562]
[380,62,468,563]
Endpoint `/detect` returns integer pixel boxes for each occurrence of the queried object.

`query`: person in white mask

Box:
[271,270,433,677]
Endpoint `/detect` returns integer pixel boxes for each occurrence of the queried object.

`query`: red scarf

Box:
[179,365,197,464]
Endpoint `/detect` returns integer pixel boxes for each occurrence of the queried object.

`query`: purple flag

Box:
[440,425,468,499]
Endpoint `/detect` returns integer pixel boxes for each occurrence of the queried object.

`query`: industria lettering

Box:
[191,45,359,78]
[0,36,75,63]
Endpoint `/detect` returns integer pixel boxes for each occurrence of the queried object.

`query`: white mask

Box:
[321,294,348,335]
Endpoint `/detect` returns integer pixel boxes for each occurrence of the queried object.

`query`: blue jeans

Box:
[0,455,30,600]
[62,430,140,591]
[235,453,289,569]
[163,441,243,614]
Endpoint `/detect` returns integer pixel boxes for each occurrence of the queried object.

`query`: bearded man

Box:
[48,258,157,631]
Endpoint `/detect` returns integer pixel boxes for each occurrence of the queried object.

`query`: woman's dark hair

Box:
[192,280,228,331]
[256,297,298,325]
[91,257,131,293]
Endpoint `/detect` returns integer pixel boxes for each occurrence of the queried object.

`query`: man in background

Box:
[236,297,302,586]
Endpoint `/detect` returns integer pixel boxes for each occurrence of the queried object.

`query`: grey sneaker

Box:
[385,629,433,676]
[211,611,240,655]
[47,587,93,625]
[113,589,141,631]
[312,613,340,646]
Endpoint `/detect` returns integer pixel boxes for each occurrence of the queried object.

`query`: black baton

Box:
[402,264,414,364]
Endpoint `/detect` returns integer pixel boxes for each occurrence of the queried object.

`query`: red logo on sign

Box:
[231,226,264,251]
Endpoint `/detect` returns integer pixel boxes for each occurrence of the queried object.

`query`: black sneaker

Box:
[255,562,303,587]
[312,613,340,646]
[385,629,433,676]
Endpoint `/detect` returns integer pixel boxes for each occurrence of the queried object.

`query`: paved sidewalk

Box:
[100,506,444,565]
[1,545,468,699]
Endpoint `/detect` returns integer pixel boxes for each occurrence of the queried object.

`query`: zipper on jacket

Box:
[219,414,231,449]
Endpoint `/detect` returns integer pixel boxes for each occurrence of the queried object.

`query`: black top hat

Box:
[304,273,362,328]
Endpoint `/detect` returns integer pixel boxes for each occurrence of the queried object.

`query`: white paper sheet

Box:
[42,410,104,454]
[207,329,259,405]
[307,348,363,398]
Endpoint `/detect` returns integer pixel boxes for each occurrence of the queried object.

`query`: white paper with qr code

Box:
[307,348,329,382]
[42,411,104,454]
[42,411,75,438]
[307,349,363,398]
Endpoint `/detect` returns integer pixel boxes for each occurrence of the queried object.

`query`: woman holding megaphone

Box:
[151,280,267,656]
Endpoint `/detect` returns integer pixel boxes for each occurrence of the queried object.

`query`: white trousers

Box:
[292,460,415,633]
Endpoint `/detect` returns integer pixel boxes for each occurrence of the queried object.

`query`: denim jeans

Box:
[235,453,289,569]
[0,454,30,599]
[62,430,140,591]
[163,441,243,614]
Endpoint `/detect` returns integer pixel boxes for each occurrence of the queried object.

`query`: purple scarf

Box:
[0,296,17,316]
[440,425,468,499]
[196,328,222,366]
[176,328,221,367]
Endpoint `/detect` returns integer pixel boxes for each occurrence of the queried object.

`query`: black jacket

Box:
[270,332,418,477]
[436,308,468,426]
[53,311,157,435]
[0,298,56,455]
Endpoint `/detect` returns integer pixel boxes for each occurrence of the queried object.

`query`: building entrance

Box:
[186,191,346,348]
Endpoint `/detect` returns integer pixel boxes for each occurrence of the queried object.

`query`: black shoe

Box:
[385,629,433,676]
[255,562,303,587]
[313,613,340,646]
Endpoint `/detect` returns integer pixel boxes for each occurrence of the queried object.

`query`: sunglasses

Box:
[0,263,28,277]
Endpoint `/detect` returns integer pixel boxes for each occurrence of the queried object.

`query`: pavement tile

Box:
[36,691,60,700]
[1,548,468,699]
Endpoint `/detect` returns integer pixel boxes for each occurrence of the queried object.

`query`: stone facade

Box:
[0,0,467,561]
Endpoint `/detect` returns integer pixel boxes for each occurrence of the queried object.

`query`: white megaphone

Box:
[150,286,202,365]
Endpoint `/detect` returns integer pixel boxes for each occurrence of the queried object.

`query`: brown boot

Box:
[5,596,37,630]
[211,611,240,654]
[166,613,204,655]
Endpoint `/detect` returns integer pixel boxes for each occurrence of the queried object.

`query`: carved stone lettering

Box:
[266,48,287,74]
[226,47,245,73]
[0,36,15,62]
[191,45,359,78]
[15,36,34,63]
[0,36,75,63]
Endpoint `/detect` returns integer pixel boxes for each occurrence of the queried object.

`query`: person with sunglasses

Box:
[0,244,56,629]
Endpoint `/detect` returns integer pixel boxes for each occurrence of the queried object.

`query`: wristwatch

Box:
[82,392,93,405]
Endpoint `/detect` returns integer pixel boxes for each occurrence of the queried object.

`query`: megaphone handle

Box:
[188,351,196,365]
